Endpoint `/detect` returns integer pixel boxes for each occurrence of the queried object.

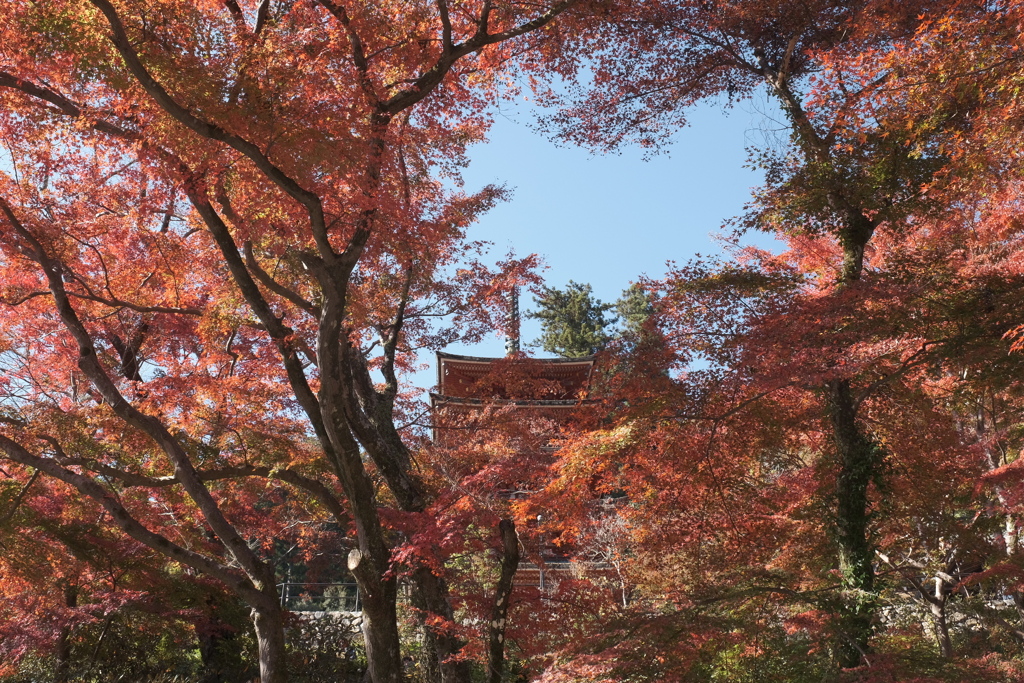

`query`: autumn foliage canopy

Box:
[3,1,1024,682]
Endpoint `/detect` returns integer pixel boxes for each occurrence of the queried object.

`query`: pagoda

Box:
[428,291,597,588]
[429,289,595,439]
[430,352,594,409]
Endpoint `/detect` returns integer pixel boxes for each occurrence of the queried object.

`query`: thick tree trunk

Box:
[349,549,402,683]
[54,626,72,683]
[487,519,520,683]
[999,513,1024,631]
[361,608,402,683]
[769,58,888,673]
[827,378,878,667]
[251,603,288,683]
[410,567,471,683]
[824,226,879,668]
[348,394,470,683]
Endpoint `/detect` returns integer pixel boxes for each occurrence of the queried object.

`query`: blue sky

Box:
[431,96,782,368]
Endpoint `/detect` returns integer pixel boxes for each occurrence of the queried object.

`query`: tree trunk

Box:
[349,549,403,683]
[348,398,470,683]
[251,602,288,683]
[769,57,884,672]
[827,378,877,667]
[999,513,1024,630]
[411,567,472,683]
[54,583,78,683]
[929,590,953,658]
[360,599,402,683]
[197,592,247,683]
[487,519,520,683]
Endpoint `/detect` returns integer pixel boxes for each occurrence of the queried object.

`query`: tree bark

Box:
[336,343,471,683]
[0,4,583,681]
[409,566,471,683]
[349,550,402,683]
[54,583,78,683]
[762,67,885,667]
[929,588,954,658]
[487,519,520,683]
[251,601,288,683]
[827,378,878,667]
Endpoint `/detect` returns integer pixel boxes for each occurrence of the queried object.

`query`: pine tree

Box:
[615,284,654,338]
[529,281,615,357]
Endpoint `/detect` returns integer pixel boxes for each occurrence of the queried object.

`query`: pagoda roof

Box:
[436,351,595,400]
[429,393,585,408]
[436,351,596,365]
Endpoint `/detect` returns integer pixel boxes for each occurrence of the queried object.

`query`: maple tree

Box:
[7,0,1024,681]
[537,0,995,666]
[443,2,1024,677]
[501,0,1024,679]
[781,0,1024,664]
[0,465,250,681]
[0,1,587,681]
[529,220,1024,681]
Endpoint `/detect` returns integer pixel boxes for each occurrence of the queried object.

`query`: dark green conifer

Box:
[529,281,615,357]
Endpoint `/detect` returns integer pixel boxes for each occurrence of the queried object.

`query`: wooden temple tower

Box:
[430,287,595,428]
[430,352,594,418]
[428,290,597,588]
[429,350,596,586]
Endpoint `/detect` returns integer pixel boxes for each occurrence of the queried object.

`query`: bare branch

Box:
[185,188,327,425]
[316,0,379,106]
[0,468,40,527]
[381,263,414,399]
[0,71,135,139]
[382,0,579,115]
[50,455,347,525]
[254,0,272,37]
[242,241,321,318]
[223,0,248,31]
[0,433,264,603]
[0,194,272,586]
[87,0,336,263]
[437,0,453,53]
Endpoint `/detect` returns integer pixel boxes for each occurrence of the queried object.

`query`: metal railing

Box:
[278,561,616,612]
[277,582,360,613]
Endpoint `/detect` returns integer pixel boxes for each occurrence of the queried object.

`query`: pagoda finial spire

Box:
[504,286,520,356]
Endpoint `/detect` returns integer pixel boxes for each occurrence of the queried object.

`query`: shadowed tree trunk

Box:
[775,68,882,667]
[827,378,879,667]
[488,519,520,683]
[54,583,78,683]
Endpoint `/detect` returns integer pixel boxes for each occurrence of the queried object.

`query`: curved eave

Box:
[430,393,592,408]
[437,351,596,365]
[435,351,597,396]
